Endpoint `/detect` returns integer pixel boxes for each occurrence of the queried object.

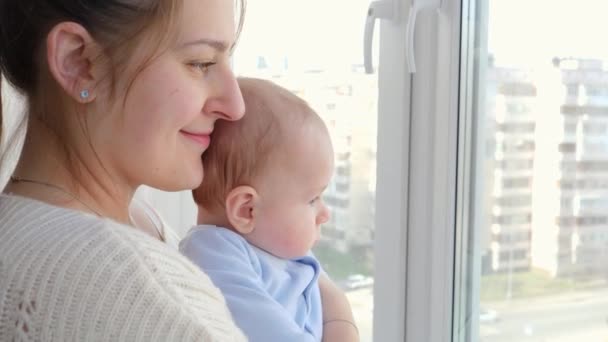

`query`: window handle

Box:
[364,0,398,74]
[406,0,442,73]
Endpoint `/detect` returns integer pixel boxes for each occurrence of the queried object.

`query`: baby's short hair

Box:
[193,77,326,212]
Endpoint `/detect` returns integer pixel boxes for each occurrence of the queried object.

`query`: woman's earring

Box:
[80,89,90,100]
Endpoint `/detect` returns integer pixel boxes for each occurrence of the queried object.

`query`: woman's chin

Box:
[183,166,205,189]
[153,168,203,192]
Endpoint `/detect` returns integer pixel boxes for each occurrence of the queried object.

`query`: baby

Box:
[180,77,334,341]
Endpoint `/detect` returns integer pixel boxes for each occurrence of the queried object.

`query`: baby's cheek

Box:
[266,232,297,259]
[288,233,312,257]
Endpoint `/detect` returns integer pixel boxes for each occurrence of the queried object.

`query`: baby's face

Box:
[248,128,334,259]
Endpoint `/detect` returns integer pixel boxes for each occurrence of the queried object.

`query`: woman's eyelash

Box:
[189,62,216,72]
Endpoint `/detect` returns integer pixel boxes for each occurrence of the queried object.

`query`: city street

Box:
[481,288,608,341]
[346,287,608,341]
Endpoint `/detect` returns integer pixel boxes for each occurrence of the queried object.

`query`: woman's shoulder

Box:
[1,194,171,259]
[0,194,245,341]
[0,194,227,303]
[0,194,146,257]
[0,194,111,253]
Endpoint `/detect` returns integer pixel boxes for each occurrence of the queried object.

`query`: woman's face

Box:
[93,0,245,192]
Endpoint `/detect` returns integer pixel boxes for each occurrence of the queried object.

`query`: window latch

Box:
[406,0,443,73]
[364,0,399,74]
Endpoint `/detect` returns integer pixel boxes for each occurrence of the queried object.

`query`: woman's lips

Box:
[180,130,211,148]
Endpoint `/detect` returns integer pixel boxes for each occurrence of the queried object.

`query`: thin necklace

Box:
[8,176,163,240]
[10,175,103,217]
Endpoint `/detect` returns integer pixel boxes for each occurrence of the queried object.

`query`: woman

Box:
[0,0,357,341]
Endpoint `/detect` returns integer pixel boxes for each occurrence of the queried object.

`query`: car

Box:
[479,308,500,324]
[342,274,374,290]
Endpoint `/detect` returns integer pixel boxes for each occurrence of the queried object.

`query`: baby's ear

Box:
[225,186,258,234]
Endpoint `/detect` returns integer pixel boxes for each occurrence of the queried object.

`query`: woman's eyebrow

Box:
[179,38,229,52]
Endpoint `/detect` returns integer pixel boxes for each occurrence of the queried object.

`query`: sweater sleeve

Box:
[180,228,318,342]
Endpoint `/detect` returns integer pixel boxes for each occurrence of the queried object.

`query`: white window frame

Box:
[372,2,411,340]
[388,0,464,341]
[452,0,491,341]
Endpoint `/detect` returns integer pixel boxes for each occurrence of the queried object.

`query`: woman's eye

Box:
[189,62,216,73]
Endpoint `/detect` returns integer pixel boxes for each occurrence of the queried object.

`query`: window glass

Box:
[457,1,608,341]
[233,1,379,340]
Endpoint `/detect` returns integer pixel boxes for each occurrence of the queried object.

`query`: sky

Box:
[234,0,608,71]
[489,0,608,67]
[234,0,374,73]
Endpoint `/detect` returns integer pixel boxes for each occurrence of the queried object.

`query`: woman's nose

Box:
[204,67,245,121]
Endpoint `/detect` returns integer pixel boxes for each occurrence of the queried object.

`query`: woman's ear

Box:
[225,185,259,234]
[46,22,102,103]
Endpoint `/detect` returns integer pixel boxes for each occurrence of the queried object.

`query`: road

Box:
[481,288,608,341]
[346,287,608,342]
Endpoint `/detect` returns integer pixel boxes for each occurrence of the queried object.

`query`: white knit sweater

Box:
[0,194,247,341]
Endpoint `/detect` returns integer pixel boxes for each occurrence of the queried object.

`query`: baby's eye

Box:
[309,196,320,205]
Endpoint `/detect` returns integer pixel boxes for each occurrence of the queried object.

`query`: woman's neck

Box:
[6,119,134,225]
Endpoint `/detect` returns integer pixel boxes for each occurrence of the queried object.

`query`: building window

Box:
[495,195,532,207]
[558,142,576,153]
[492,213,532,225]
[497,159,534,171]
[502,177,532,188]
[496,122,536,134]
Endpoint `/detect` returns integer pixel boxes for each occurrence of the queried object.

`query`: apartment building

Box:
[486,66,537,273]
[532,58,608,278]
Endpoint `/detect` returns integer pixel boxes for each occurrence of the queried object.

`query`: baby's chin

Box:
[268,247,311,260]
[288,248,316,260]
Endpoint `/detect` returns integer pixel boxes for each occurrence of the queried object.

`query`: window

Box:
[558,142,576,153]
[575,178,608,190]
[499,140,535,153]
[564,122,577,134]
[505,102,531,115]
[492,213,532,225]
[498,83,537,97]
[496,122,535,134]
[583,122,607,135]
[496,158,534,171]
[576,216,608,226]
[231,1,410,340]
[455,1,608,341]
[561,197,573,210]
[336,166,352,178]
[493,230,531,244]
[138,0,415,339]
[578,160,608,172]
[494,195,532,207]
[501,177,532,189]
[577,197,608,212]
[566,84,579,97]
